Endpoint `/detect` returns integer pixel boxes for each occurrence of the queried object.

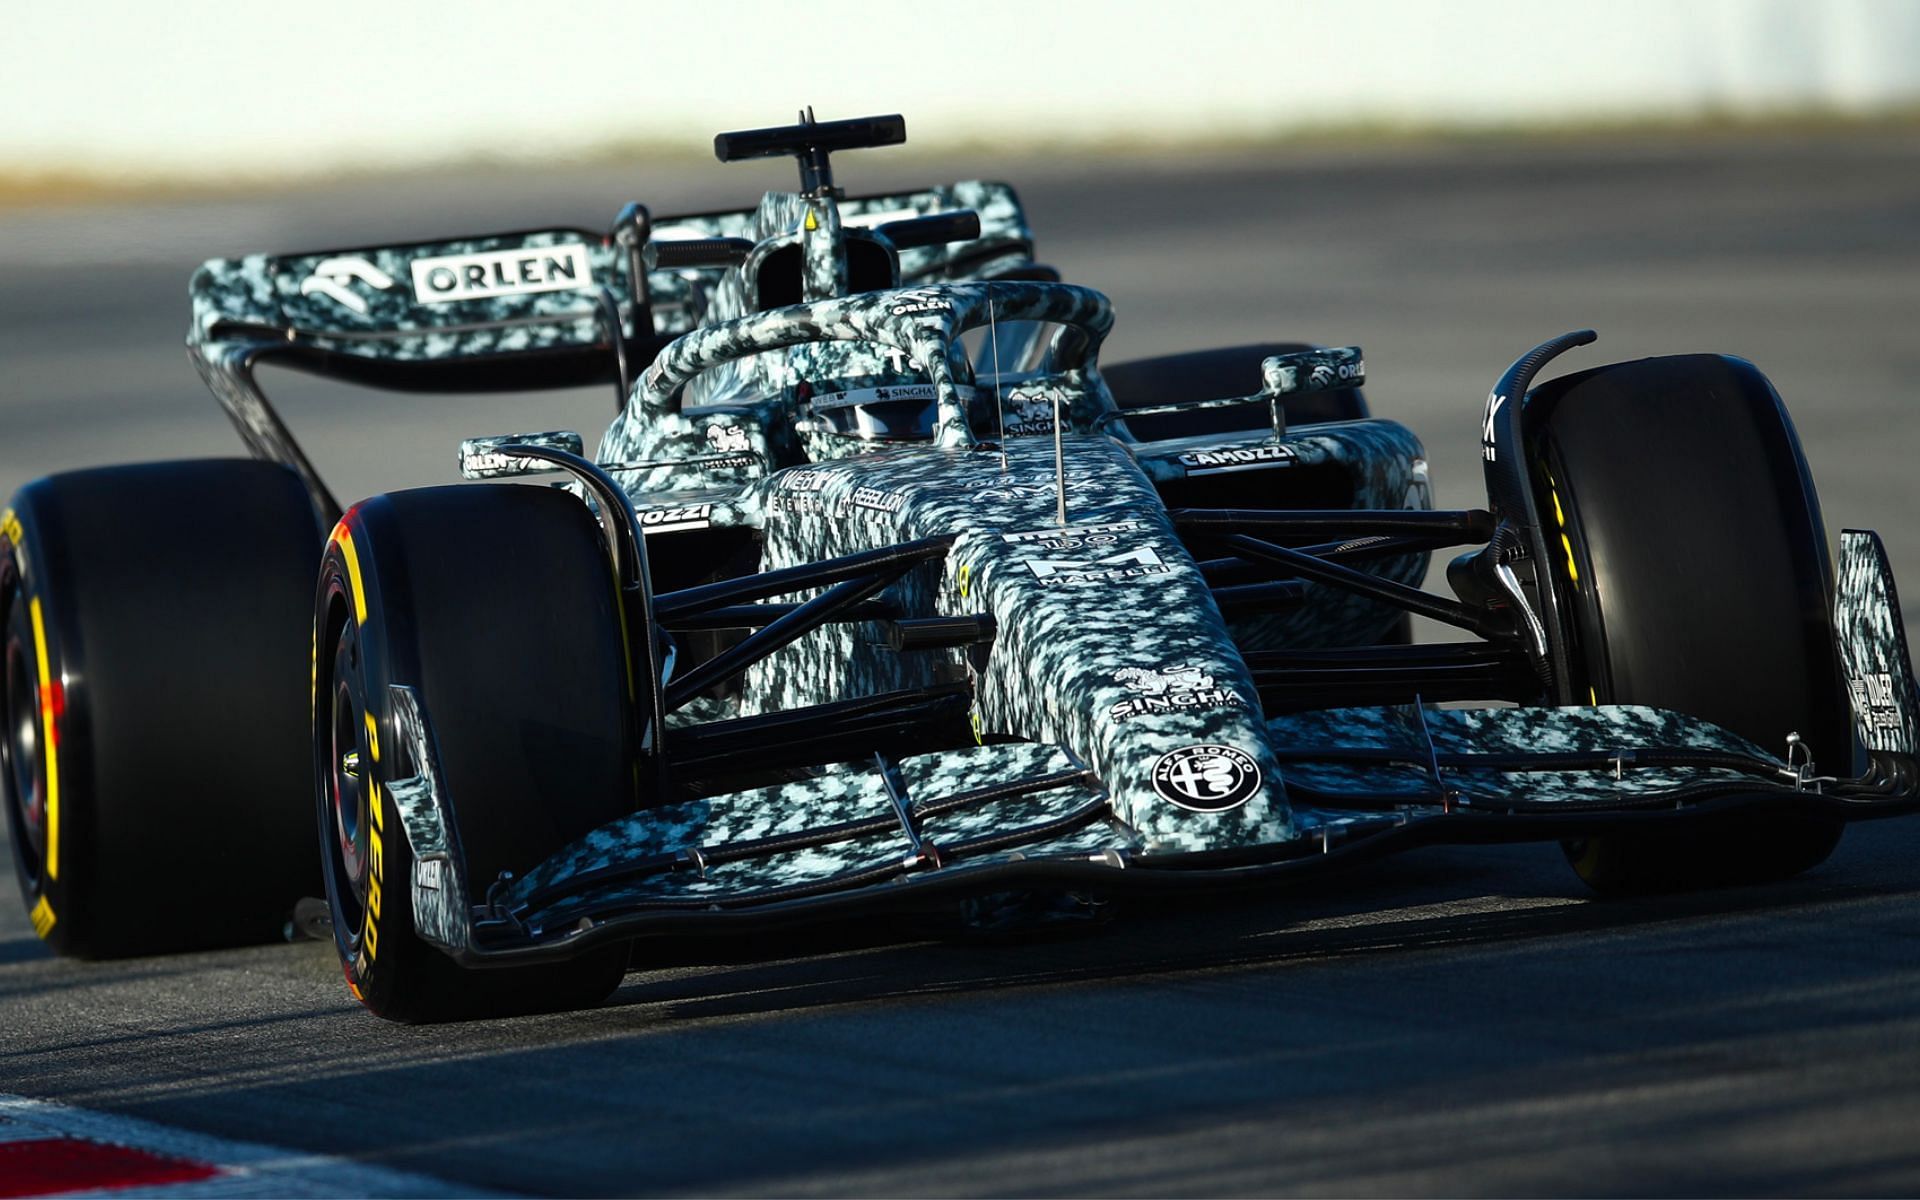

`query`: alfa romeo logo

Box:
[1149,744,1261,813]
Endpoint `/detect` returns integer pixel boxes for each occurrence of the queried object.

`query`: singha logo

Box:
[705,424,752,454]
[1113,665,1215,696]
[1108,664,1240,722]
[1000,388,1057,437]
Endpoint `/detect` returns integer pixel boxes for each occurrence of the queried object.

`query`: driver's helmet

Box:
[794,334,962,442]
[807,381,942,441]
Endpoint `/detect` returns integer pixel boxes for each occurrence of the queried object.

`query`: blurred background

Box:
[7,0,1920,179]
[2,0,1917,607]
[6,8,1920,1191]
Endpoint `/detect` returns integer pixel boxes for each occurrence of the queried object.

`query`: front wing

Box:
[383,531,1920,967]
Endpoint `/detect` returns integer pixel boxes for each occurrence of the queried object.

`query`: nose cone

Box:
[955,509,1293,850]
[752,436,1295,853]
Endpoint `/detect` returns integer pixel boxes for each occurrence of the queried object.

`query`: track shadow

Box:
[597,833,1920,1026]
[0,935,52,966]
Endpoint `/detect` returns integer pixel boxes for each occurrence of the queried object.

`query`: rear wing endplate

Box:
[189,216,654,394]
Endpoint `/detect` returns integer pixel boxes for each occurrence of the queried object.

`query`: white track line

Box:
[0,1093,507,1198]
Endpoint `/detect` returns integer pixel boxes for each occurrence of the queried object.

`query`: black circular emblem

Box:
[1150,744,1262,812]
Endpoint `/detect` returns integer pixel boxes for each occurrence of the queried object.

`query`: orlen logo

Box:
[410,244,593,304]
[888,288,953,317]
[300,256,397,316]
[1308,359,1364,389]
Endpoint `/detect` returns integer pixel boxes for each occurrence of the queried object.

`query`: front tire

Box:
[316,485,636,1022]
[1,460,323,957]
[1528,355,1848,894]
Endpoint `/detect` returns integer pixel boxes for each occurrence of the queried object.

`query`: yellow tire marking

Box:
[1,508,21,548]
[330,523,368,624]
[1547,481,1580,589]
[29,597,58,881]
[28,895,55,939]
[1569,835,1610,881]
[365,781,383,961]
[364,711,380,764]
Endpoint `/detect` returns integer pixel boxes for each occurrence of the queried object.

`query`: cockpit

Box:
[803,382,951,442]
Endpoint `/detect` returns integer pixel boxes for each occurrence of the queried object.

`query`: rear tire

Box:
[316,485,635,1022]
[1103,342,1369,440]
[2,460,322,957]
[1528,355,1848,895]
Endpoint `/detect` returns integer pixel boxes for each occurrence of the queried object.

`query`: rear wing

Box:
[188,181,1036,523]
[189,216,653,395]
[187,180,1035,390]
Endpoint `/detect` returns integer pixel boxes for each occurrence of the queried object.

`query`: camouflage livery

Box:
[1834,530,1920,755]
[158,118,1920,980]
[187,182,1034,358]
[421,699,1812,949]
[368,274,1919,956]
[384,686,465,955]
[185,178,1040,520]
[190,231,634,361]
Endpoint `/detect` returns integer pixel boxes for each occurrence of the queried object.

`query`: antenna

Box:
[987,283,1007,471]
[1053,390,1068,527]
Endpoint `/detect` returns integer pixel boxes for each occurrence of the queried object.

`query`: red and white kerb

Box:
[0,1093,489,1198]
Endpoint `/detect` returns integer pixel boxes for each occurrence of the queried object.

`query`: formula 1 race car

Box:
[5,113,1918,1022]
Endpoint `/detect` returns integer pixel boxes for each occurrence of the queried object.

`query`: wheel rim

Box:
[1,574,45,884]
[324,617,370,948]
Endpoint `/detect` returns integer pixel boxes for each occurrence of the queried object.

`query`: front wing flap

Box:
[373,526,1920,965]
[383,699,1918,968]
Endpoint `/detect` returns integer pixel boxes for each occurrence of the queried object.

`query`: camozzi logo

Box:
[409,244,594,304]
[1176,444,1295,476]
[636,504,712,534]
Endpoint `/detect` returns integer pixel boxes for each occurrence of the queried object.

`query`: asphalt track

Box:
[1,131,1919,1196]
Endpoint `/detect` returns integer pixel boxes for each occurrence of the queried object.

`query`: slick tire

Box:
[1103,342,1369,439]
[1,460,323,957]
[1527,355,1849,895]
[316,485,635,1023]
